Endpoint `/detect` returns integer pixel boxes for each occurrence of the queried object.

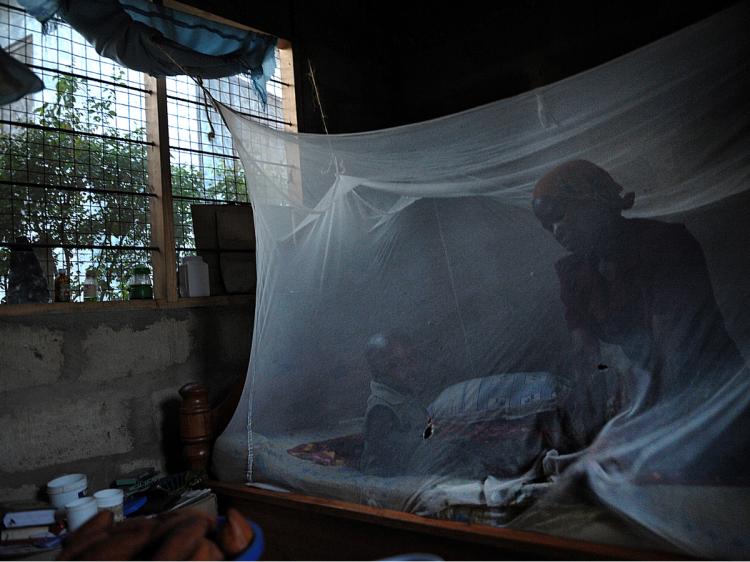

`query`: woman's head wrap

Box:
[532,159,635,211]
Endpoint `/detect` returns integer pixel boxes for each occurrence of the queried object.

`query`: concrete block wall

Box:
[0,301,252,503]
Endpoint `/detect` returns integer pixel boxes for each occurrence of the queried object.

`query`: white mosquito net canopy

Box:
[213,3,750,558]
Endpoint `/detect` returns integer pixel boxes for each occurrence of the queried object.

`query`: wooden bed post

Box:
[179,383,213,472]
[179,377,246,474]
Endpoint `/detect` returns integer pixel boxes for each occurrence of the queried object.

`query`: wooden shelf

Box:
[0,294,254,317]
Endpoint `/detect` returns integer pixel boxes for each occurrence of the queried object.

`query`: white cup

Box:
[65,497,97,531]
[94,488,124,522]
[47,474,88,509]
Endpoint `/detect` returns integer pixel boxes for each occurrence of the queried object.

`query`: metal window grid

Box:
[1,1,297,303]
[166,49,294,268]
[1,1,153,302]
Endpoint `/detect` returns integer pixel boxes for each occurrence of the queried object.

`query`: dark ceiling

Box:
[186,1,740,132]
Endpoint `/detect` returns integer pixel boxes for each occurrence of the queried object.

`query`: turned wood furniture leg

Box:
[179,383,213,472]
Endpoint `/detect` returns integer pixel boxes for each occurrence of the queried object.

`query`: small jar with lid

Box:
[128,265,153,300]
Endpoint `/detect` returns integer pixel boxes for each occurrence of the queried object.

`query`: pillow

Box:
[427,372,566,426]
[416,372,569,478]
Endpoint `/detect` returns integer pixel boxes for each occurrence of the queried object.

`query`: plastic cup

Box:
[65,497,97,531]
[94,488,124,522]
[47,474,88,509]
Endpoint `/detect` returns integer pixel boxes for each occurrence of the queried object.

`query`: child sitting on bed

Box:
[360,331,489,478]
[360,331,428,475]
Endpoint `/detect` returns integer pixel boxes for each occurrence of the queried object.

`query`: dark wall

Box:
[0,302,252,502]
[186,1,738,132]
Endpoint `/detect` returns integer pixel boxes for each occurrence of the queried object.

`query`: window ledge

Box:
[0,294,254,317]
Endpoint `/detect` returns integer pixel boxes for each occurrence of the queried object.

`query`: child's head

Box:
[365,330,421,394]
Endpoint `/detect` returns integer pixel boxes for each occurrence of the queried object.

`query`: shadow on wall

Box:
[159,397,184,475]
[672,188,750,359]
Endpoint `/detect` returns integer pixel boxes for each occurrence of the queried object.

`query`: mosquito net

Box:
[213,3,750,558]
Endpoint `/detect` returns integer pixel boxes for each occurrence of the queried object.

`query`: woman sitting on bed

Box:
[531,160,747,450]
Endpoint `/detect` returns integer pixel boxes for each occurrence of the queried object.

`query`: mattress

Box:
[212,424,726,555]
[212,422,555,525]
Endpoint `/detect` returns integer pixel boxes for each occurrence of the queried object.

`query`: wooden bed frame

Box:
[178,381,680,560]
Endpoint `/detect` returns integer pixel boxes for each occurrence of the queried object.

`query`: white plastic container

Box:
[179,255,210,297]
[93,488,124,522]
[47,474,88,509]
[65,497,97,531]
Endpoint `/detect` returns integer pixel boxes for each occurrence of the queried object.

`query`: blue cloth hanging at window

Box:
[13,0,58,29]
[16,0,277,103]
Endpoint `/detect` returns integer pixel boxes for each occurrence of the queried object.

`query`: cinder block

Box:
[215,311,252,365]
[0,484,40,503]
[0,326,63,392]
[80,318,191,382]
[118,457,164,476]
[0,399,134,472]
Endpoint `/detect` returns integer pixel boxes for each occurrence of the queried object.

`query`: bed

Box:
[178,381,690,560]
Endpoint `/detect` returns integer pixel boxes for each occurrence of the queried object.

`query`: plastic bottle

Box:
[54,269,71,302]
[129,265,153,300]
[179,255,210,297]
[83,269,98,302]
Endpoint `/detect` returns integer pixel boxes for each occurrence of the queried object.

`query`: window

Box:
[0,0,296,304]
[166,72,287,269]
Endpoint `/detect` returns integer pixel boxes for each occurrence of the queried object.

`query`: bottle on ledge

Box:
[54,268,70,302]
[83,268,98,302]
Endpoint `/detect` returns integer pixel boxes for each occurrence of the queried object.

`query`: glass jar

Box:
[83,269,98,302]
[129,265,153,300]
[54,269,70,302]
